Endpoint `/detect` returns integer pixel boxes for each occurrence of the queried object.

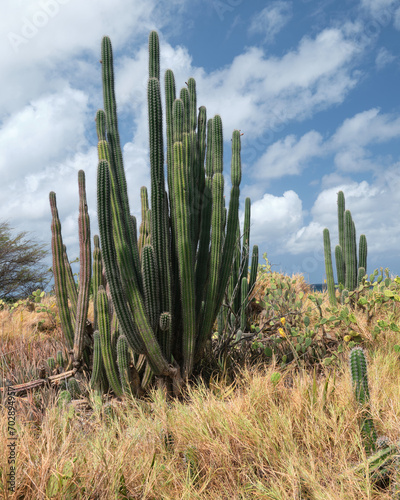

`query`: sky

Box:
[1,0,400,285]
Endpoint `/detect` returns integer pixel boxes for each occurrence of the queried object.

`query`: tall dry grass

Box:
[1,292,400,499]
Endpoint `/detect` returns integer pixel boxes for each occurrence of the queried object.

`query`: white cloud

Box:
[360,0,397,15]
[248,2,292,42]
[246,190,304,251]
[253,131,323,179]
[0,87,88,185]
[332,108,400,146]
[375,47,396,69]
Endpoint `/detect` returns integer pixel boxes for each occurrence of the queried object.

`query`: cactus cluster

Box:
[323,191,368,305]
[50,170,92,369]
[50,30,254,395]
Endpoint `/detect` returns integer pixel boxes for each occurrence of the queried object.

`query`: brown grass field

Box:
[1,276,400,499]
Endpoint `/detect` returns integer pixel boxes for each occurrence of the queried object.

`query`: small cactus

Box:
[350,347,377,453]
[67,378,81,399]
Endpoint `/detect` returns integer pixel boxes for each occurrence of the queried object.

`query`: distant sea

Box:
[309,284,326,293]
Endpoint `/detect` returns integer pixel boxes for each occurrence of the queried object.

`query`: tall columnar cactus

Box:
[50,171,92,367]
[95,31,251,390]
[344,210,357,291]
[350,347,377,453]
[323,191,367,295]
[73,171,92,363]
[323,229,336,306]
[359,234,367,281]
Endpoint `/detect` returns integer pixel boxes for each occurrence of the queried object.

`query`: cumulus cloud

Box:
[245,190,304,252]
[253,131,323,179]
[0,87,89,185]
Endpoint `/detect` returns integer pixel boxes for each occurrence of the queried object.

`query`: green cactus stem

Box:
[335,245,345,289]
[249,245,259,294]
[323,228,336,306]
[49,192,74,349]
[97,286,123,397]
[359,234,367,273]
[73,170,92,364]
[116,334,132,395]
[350,347,377,453]
[240,277,249,332]
[345,210,357,291]
[93,235,103,332]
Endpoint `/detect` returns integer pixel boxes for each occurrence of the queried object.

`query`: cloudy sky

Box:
[1,0,400,284]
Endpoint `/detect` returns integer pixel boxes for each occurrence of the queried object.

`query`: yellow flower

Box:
[278,327,286,338]
[344,335,352,342]
[280,317,286,326]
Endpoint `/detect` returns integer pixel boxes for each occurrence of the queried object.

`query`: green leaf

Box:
[270,372,281,385]
[264,347,273,357]
[348,313,357,323]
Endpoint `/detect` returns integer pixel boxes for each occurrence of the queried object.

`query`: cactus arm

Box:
[335,245,345,288]
[172,142,196,378]
[323,228,336,306]
[180,87,190,134]
[101,36,142,294]
[248,245,259,294]
[97,160,171,376]
[148,30,160,80]
[49,192,74,349]
[73,170,92,363]
[359,234,367,273]
[93,235,103,331]
[97,286,123,397]
[62,244,78,323]
[116,334,132,395]
[90,331,105,390]
[240,277,249,332]
[141,244,160,333]
[345,210,357,291]
[214,130,242,316]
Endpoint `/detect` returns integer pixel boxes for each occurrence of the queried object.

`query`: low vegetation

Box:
[1,265,400,499]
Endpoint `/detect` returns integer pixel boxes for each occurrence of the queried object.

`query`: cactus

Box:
[56,351,65,370]
[350,347,377,453]
[49,171,92,366]
[92,235,103,332]
[240,277,249,332]
[323,229,336,306]
[323,191,367,295]
[359,234,367,273]
[47,30,253,395]
[116,335,132,396]
[344,210,357,291]
[73,171,92,364]
[67,378,81,399]
[97,286,123,397]
[47,357,56,372]
[95,31,251,390]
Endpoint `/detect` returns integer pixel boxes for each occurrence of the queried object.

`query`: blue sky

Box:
[1,0,400,284]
